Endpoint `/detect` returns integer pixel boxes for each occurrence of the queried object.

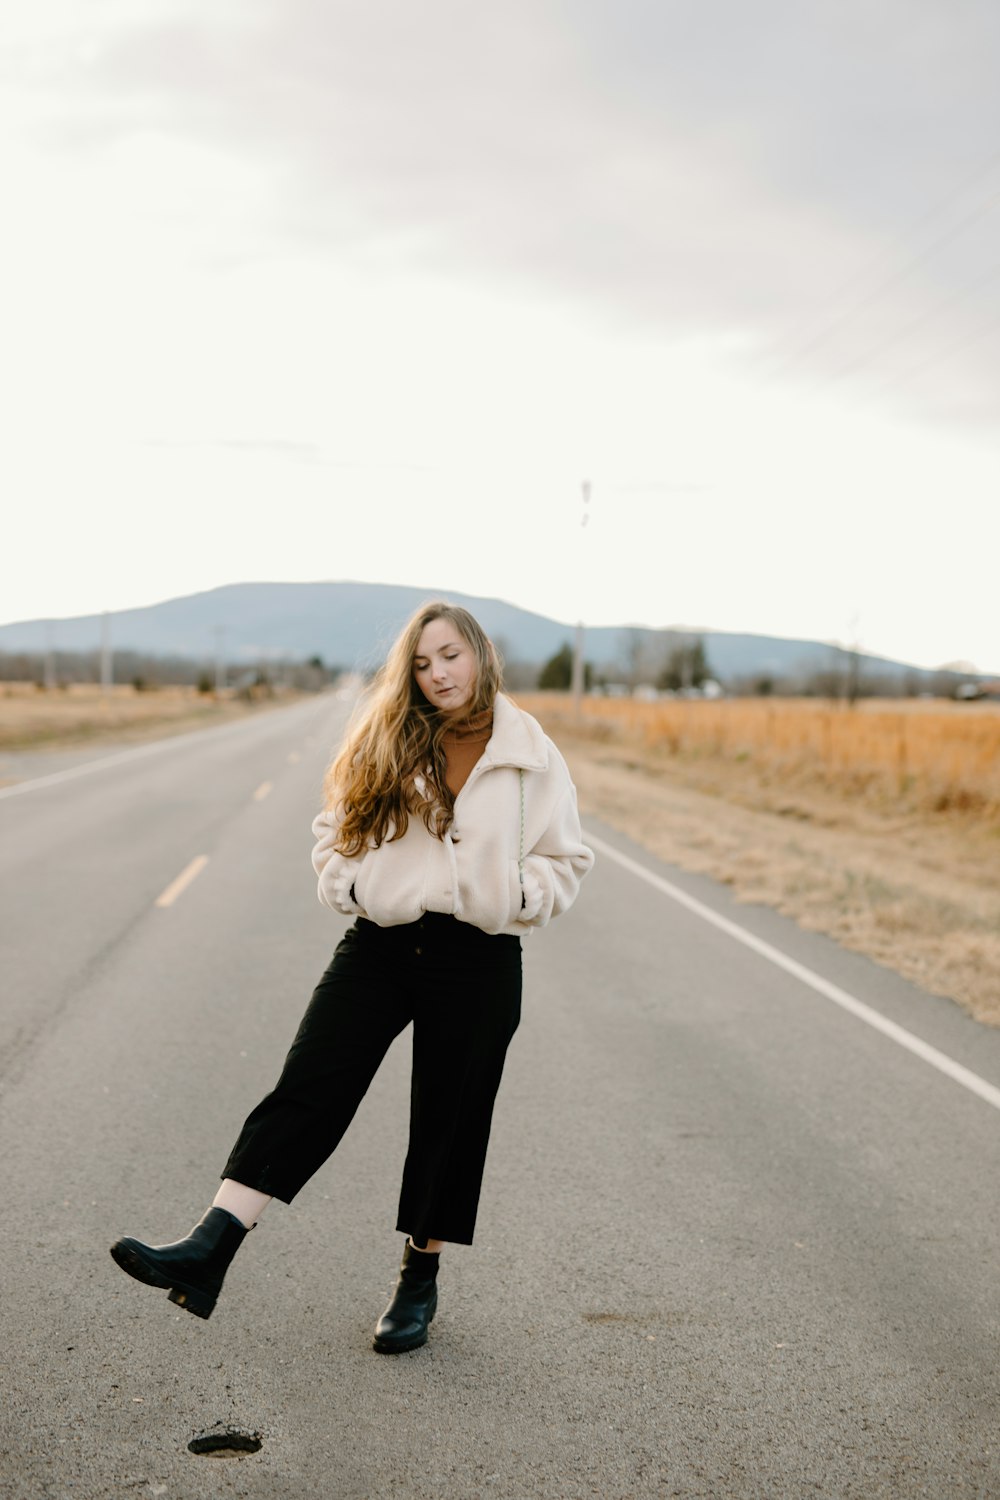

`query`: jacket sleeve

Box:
[311,810,365,916]
[519,776,594,927]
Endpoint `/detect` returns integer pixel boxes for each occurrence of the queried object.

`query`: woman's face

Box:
[413,617,477,712]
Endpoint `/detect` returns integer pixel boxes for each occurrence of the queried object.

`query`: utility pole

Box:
[571,479,591,718]
[214,626,226,695]
[847,611,862,706]
[44,620,56,690]
[100,611,113,696]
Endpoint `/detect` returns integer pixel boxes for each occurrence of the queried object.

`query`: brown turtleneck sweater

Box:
[441,709,494,797]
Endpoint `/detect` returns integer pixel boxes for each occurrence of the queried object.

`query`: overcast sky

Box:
[3,0,1000,671]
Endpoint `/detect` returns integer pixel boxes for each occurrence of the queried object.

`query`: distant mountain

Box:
[0,579,975,687]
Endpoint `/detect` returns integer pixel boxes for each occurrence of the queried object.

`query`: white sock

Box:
[212,1180,273,1229]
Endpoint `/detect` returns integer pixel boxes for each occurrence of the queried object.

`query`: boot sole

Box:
[110,1241,216,1319]
[372,1330,429,1353]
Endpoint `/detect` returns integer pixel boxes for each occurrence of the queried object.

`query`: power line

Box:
[759,161,1000,386]
[863,301,1000,405]
[821,245,1000,389]
[767,150,1000,355]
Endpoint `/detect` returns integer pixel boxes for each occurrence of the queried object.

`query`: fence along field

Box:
[0,681,289,755]
[520,694,1000,1025]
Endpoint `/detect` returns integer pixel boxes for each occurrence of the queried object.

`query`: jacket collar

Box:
[479,694,549,772]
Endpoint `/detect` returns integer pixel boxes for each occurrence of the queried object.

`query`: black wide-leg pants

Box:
[221,914,522,1246]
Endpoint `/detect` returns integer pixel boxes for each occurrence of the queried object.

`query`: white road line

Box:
[0,737,198,800]
[154,855,209,909]
[0,713,280,801]
[587,830,1000,1114]
[253,781,273,801]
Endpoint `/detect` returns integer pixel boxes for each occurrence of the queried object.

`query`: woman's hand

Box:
[331,866,364,916]
[518,869,545,922]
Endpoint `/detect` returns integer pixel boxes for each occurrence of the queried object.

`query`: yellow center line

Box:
[155,855,209,909]
[253,781,273,801]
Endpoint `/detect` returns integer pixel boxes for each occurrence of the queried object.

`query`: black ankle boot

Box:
[373,1241,440,1353]
[110,1208,248,1320]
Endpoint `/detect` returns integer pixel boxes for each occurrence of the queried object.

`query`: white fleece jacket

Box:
[311,694,594,936]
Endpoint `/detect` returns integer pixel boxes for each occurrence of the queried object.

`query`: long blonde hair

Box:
[325,601,504,854]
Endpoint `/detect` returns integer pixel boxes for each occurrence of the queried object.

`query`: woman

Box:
[111,601,593,1352]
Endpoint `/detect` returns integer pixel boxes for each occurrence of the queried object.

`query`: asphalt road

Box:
[1,692,998,1499]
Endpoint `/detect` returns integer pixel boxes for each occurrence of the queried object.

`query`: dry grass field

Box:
[519,694,1000,1027]
[0,681,291,757]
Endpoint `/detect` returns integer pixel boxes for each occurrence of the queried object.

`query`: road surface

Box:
[1,692,998,1498]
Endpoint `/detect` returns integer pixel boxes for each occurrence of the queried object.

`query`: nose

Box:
[432,661,449,682]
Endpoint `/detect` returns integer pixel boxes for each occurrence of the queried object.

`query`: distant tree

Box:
[538,643,592,691]
[625,628,644,688]
[612,626,661,688]
[503,659,540,691]
[290,657,338,691]
[658,637,710,692]
[804,668,844,700]
[0,648,333,694]
[538,644,572,690]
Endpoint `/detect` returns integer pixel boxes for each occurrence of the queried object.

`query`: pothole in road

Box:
[188,1427,262,1459]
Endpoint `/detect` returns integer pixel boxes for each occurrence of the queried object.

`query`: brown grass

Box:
[0,681,295,759]
[541,694,1000,819]
[520,694,1000,1027]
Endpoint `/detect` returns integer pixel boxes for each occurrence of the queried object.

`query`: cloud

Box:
[20,0,992,432]
[3,3,999,669]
